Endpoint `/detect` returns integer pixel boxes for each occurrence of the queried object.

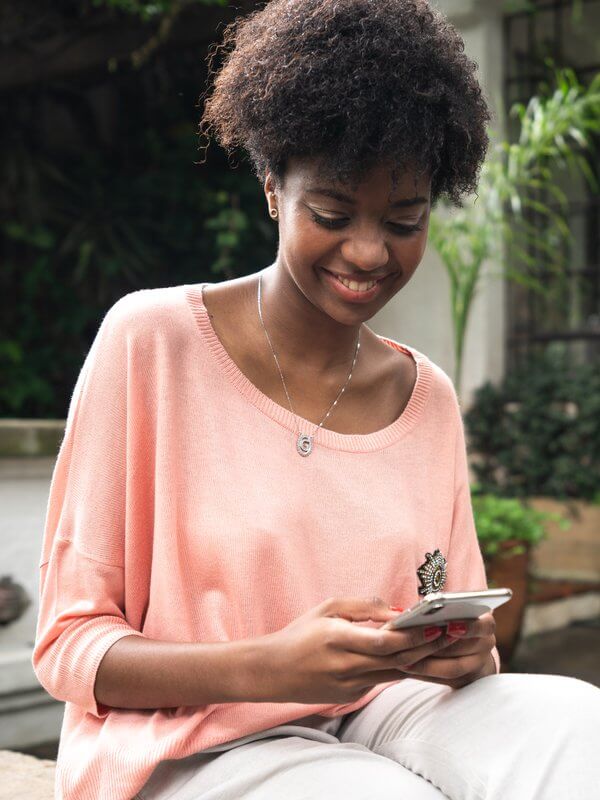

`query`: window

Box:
[503,0,600,369]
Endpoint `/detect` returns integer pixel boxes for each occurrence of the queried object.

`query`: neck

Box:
[256,262,364,377]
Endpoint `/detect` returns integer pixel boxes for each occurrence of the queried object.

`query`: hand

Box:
[257,596,457,705]
[400,612,497,689]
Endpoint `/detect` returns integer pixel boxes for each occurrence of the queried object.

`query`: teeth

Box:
[335,275,377,292]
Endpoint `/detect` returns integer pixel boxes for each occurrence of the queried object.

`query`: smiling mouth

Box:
[322,269,390,291]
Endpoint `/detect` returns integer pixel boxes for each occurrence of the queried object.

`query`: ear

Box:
[264,170,276,200]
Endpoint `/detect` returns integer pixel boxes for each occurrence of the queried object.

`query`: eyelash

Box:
[309,211,424,235]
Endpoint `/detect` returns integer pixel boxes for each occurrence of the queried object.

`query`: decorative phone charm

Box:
[416,549,448,596]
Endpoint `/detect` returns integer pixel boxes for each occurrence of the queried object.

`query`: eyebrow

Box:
[305,187,428,208]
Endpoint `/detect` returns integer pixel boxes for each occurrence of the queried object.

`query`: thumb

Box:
[324,595,402,622]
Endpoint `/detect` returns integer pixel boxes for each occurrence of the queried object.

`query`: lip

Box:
[320,268,389,303]
[329,272,389,282]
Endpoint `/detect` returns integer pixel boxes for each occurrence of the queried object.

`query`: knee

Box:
[490,672,600,732]
[494,671,599,699]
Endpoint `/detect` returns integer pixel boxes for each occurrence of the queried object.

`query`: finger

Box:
[402,653,485,680]
[343,631,455,676]
[321,595,401,623]
[445,612,496,640]
[336,618,449,657]
[428,634,496,659]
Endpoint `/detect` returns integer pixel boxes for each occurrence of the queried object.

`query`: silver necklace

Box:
[257,273,361,456]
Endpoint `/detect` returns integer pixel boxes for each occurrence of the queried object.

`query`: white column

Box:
[369,0,507,410]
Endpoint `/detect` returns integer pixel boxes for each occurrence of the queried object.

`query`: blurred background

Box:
[1,0,598,765]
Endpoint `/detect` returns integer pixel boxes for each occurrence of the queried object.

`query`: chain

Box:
[257,273,361,437]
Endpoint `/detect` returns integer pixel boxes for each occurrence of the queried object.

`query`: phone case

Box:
[380,588,513,630]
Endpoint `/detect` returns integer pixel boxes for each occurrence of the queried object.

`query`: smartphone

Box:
[379,588,513,631]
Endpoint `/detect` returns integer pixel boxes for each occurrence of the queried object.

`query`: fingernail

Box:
[424,626,443,640]
[448,622,467,635]
[389,605,404,611]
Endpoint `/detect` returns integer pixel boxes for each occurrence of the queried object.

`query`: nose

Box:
[339,226,390,274]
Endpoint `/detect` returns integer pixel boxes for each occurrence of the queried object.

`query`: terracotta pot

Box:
[484,540,531,668]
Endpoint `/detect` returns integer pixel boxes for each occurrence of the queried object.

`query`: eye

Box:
[309,211,346,229]
[388,221,425,236]
[309,211,424,236]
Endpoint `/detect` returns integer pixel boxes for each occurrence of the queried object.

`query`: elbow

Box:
[31,633,74,707]
[31,617,145,718]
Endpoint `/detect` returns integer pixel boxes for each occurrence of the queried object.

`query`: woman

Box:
[32,1,600,798]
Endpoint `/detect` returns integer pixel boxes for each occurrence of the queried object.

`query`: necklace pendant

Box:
[296,432,313,457]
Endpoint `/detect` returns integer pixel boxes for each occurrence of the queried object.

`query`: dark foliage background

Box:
[464,350,600,501]
[1,0,275,419]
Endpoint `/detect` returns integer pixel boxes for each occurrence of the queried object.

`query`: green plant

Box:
[0,34,276,419]
[464,350,600,501]
[429,66,600,394]
[91,0,229,69]
[503,0,585,22]
[470,484,571,561]
[93,0,227,18]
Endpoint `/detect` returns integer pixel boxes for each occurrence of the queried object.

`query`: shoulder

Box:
[99,285,192,351]
[376,334,461,419]
[104,285,185,331]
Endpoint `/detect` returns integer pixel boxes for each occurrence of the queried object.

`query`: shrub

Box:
[464,349,600,501]
[470,485,571,561]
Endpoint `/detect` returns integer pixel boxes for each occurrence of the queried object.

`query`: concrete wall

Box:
[369,0,508,410]
[0,457,64,749]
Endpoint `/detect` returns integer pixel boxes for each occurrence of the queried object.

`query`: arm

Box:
[32,295,154,717]
[32,294,278,714]
[34,538,275,714]
[94,633,271,709]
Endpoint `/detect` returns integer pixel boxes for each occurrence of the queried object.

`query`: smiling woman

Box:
[195,0,492,398]
[31,2,600,800]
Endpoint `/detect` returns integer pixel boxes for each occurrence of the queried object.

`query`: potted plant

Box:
[464,349,600,582]
[471,487,571,666]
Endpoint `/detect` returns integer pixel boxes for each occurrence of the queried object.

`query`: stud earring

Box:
[270,208,279,219]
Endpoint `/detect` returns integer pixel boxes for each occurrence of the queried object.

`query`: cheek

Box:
[283,220,334,261]
[398,232,428,268]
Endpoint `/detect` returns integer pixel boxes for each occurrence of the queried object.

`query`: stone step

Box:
[0,748,55,799]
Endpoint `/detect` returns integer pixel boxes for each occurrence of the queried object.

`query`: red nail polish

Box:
[448,622,467,635]
[390,605,404,611]
[424,626,443,640]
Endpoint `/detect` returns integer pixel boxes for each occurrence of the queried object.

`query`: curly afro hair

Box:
[199,0,492,207]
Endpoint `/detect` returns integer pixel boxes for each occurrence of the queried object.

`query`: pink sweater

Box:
[32,282,500,800]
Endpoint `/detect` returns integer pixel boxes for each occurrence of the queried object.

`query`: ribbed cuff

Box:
[53,620,148,719]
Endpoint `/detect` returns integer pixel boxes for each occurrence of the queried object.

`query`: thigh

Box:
[137,733,449,800]
[337,673,600,800]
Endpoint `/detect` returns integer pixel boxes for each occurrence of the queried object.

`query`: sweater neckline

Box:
[184,282,433,453]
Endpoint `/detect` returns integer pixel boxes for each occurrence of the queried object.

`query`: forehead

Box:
[284,156,430,201]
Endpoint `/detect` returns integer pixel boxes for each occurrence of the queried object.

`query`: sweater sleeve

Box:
[31,294,148,718]
[445,386,502,675]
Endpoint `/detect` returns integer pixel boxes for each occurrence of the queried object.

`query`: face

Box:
[264,155,431,324]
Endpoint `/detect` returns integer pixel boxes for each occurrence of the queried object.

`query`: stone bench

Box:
[0,749,55,798]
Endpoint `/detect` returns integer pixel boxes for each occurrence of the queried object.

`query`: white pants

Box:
[135,673,600,800]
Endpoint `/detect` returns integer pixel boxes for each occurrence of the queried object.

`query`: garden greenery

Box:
[429,67,600,394]
[464,350,600,502]
[470,486,571,562]
[0,29,276,419]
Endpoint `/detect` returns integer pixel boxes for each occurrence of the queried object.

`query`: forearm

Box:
[94,633,271,710]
